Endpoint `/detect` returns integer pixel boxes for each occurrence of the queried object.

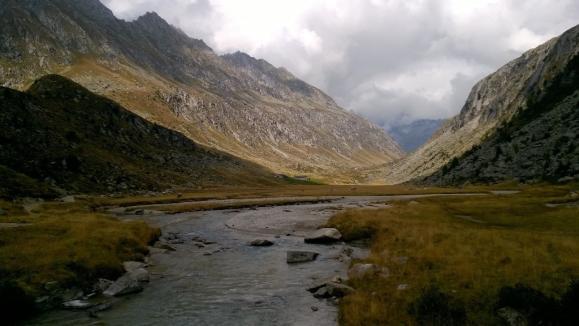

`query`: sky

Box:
[101,0,579,129]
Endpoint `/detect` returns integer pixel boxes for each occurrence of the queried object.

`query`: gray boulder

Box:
[123,261,145,272]
[94,279,114,293]
[304,228,343,244]
[313,282,355,299]
[103,274,144,297]
[129,268,150,282]
[287,251,319,263]
[63,299,94,310]
[250,239,274,247]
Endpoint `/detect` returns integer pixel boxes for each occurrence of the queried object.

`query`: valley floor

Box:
[1,183,578,325]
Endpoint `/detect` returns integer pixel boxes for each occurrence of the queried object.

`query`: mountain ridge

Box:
[371,24,579,184]
[0,0,403,182]
[0,74,279,198]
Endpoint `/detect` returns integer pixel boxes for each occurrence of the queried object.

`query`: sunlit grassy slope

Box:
[326,184,579,325]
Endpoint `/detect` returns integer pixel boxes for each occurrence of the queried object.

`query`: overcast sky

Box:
[101,0,579,129]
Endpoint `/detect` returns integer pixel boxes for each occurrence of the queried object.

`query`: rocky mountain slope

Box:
[0,0,402,181]
[389,119,445,152]
[424,54,579,185]
[0,75,278,198]
[371,24,579,184]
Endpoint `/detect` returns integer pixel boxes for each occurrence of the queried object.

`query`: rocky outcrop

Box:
[424,35,579,184]
[372,24,579,184]
[0,0,403,181]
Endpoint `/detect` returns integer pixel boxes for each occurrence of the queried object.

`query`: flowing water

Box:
[27,194,482,326]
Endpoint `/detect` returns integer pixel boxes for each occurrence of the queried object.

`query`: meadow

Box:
[326,184,579,325]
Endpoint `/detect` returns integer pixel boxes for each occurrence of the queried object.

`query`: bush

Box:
[497,284,559,325]
[409,286,467,326]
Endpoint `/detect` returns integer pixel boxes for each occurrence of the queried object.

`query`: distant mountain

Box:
[370,24,579,184]
[0,0,403,182]
[388,119,445,152]
[0,75,278,198]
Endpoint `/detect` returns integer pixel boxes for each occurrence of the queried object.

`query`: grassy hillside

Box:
[0,75,278,198]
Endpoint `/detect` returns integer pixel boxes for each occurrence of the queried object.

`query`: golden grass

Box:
[91,183,514,209]
[326,184,579,325]
[141,197,333,214]
[0,200,160,299]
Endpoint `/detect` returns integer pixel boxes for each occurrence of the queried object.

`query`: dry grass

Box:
[326,184,579,325]
[91,183,512,209]
[140,197,333,214]
[0,200,160,302]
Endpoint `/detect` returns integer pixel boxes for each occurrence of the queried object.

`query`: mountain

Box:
[0,0,403,182]
[388,119,445,152]
[424,53,579,185]
[0,75,278,198]
[371,24,579,185]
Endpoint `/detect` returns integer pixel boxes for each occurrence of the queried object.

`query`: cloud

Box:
[101,0,579,128]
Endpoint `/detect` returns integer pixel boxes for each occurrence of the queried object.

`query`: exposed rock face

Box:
[424,31,579,185]
[0,75,277,197]
[0,0,403,181]
[372,24,579,184]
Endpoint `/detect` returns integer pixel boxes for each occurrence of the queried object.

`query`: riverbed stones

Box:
[250,239,274,247]
[287,250,319,263]
[103,273,144,297]
[312,282,355,299]
[123,261,145,272]
[63,299,94,310]
[304,228,342,244]
[94,279,114,293]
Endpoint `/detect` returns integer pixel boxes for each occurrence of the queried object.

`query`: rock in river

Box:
[63,300,94,310]
[287,251,319,263]
[103,272,145,297]
[304,228,343,244]
[312,282,355,299]
[250,239,274,247]
[123,261,146,273]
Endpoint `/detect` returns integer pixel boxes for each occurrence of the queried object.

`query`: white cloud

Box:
[101,0,579,128]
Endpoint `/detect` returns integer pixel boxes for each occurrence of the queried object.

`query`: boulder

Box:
[103,274,144,297]
[250,239,274,247]
[134,209,145,215]
[129,268,150,283]
[63,300,94,310]
[313,282,355,299]
[123,261,145,273]
[304,228,342,244]
[94,279,114,293]
[348,263,389,279]
[287,251,319,263]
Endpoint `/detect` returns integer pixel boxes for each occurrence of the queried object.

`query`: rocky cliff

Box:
[424,53,579,185]
[0,0,402,181]
[372,24,579,184]
[0,75,278,198]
